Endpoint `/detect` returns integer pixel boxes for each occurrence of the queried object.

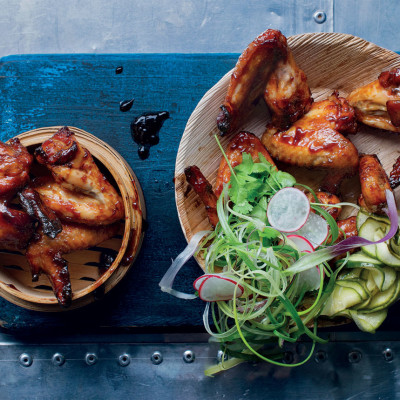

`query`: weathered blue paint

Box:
[0,54,239,331]
[0,53,399,333]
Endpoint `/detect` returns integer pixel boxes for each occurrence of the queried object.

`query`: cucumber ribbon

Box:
[286,190,398,275]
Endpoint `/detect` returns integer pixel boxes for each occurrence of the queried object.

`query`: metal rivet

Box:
[183,350,195,363]
[313,10,327,24]
[348,350,362,363]
[52,353,65,366]
[315,350,327,363]
[118,354,130,367]
[150,351,163,365]
[19,353,32,367]
[217,350,228,363]
[383,348,394,362]
[85,353,98,366]
[283,351,294,364]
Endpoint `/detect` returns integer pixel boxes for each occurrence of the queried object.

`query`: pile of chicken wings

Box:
[0,127,124,306]
[186,29,400,234]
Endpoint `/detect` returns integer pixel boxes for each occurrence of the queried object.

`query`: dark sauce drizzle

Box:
[99,249,118,275]
[131,111,169,159]
[115,66,123,74]
[120,99,135,112]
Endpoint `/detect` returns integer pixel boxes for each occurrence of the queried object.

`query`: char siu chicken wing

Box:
[34,127,124,225]
[348,67,400,132]
[358,154,392,214]
[26,222,119,306]
[217,29,312,136]
[0,138,35,250]
[261,92,359,172]
[0,138,32,199]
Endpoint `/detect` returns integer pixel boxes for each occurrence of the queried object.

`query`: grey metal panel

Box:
[0,0,333,56]
[334,0,400,51]
[0,332,400,400]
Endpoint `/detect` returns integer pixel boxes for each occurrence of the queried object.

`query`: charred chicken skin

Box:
[0,138,35,251]
[26,222,119,306]
[215,131,276,197]
[261,92,359,173]
[0,138,33,199]
[34,127,124,225]
[358,154,392,214]
[348,67,400,132]
[184,166,219,228]
[217,29,312,135]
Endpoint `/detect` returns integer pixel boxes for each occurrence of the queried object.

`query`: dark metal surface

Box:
[1,332,400,399]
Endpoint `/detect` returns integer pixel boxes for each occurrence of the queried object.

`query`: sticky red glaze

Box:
[337,216,358,242]
[387,100,400,127]
[378,67,400,89]
[389,155,400,189]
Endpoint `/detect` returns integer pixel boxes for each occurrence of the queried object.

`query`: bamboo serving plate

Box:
[175,32,400,252]
[0,126,145,311]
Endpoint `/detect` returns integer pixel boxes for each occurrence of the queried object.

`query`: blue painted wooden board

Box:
[1,54,400,334]
[0,54,239,331]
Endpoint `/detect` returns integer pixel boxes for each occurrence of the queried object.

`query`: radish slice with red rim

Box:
[294,212,329,248]
[194,274,219,291]
[198,274,244,302]
[267,188,310,232]
[287,234,314,253]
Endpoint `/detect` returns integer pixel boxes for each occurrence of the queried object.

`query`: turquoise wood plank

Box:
[0,54,238,330]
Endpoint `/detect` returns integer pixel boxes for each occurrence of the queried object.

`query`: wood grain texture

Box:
[0,127,145,311]
[176,33,400,251]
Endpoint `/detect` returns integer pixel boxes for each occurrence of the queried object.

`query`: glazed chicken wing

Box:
[0,203,35,251]
[0,138,35,250]
[348,67,400,132]
[0,138,33,199]
[358,154,391,214]
[184,166,218,228]
[26,222,119,306]
[306,191,341,220]
[215,131,276,197]
[261,92,359,172]
[34,127,124,225]
[264,45,313,129]
[217,29,312,136]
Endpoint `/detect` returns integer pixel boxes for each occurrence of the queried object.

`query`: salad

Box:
[160,137,399,375]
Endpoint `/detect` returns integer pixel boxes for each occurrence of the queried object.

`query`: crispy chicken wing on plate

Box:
[348,67,400,132]
[261,92,358,171]
[217,29,312,135]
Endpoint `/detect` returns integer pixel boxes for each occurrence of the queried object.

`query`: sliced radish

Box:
[198,274,244,302]
[287,234,314,253]
[194,274,219,291]
[267,188,310,232]
[294,212,329,248]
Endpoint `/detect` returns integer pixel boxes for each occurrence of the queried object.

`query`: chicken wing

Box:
[0,203,35,251]
[26,222,119,306]
[217,30,287,135]
[34,127,124,225]
[261,92,358,172]
[184,166,218,228]
[215,131,276,197]
[0,138,33,200]
[358,154,391,214]
[264,44,313,129]
[217,29,312,136]
[389,155,400,189]
[347,67,400,132]
[306,191,341,220]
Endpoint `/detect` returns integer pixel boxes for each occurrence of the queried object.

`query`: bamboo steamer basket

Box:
[175,32,400,249]
[0,126,145,311]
